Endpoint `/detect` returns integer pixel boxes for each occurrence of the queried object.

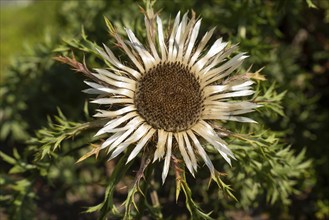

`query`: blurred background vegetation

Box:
[0,0,328,219]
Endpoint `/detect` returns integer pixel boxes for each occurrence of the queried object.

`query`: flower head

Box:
[84,11,259,183]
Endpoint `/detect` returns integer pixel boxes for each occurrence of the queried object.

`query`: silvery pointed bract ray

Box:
[83,11,261,183]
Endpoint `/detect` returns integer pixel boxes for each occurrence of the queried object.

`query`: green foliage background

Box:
[0,0,328,219]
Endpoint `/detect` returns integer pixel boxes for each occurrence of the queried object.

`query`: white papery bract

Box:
[84,11,260,183]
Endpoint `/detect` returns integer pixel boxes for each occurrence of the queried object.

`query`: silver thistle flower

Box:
[84,11,260,183]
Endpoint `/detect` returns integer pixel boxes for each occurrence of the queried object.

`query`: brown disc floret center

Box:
[134,62,203,132]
